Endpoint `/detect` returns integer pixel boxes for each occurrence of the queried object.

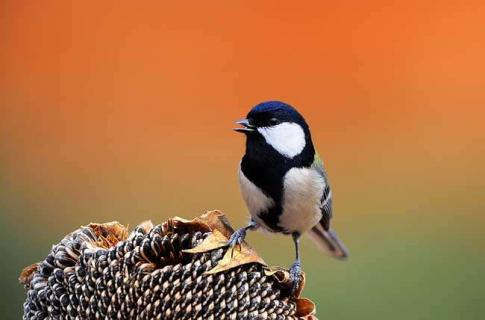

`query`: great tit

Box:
[230,101,348,291]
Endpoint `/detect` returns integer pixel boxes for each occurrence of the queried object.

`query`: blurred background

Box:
[1,1,485,319]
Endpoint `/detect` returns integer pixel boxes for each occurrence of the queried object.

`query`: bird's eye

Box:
[269,118,280,126]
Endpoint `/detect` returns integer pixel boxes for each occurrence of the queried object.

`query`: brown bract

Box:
[87,221,129,249]
[19,263,39,289]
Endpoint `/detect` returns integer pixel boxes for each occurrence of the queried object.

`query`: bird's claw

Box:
[289,260,303,295]
[227,228,247,258]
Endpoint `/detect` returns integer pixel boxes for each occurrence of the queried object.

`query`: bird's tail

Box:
[308,224,349,260]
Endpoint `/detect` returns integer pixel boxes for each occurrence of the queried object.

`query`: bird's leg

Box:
[289,232,303,294]
[227,219,258,255]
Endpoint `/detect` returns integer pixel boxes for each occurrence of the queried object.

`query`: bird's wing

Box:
[309,153,348,259]
[311,152,332,230]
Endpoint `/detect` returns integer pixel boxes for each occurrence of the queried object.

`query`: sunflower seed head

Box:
[21,211,316,319]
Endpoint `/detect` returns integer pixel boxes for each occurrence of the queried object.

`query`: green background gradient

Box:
[1,1,485,319]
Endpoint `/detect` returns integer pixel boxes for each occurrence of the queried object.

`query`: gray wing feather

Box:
[311,155,333,230]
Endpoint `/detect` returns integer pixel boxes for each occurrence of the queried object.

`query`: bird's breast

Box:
[279,167,325,234]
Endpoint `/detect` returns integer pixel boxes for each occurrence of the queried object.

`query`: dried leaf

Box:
[174,209,235,239]
[183,229,229,254]
[205,241,266,274]
[87,221,128,249]
[19,263,39,288]
[179,210,267,273]
[295,298,317,318]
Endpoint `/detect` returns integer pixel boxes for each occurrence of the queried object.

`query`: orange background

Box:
[1,1,485,319]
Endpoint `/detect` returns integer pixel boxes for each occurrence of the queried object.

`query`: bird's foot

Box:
[289,260,303,295]
[227,227,247,257]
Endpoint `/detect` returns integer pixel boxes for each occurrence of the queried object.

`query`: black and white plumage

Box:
[231,101,348,290]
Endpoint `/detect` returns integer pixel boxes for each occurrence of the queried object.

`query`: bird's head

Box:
[235,101,312,159]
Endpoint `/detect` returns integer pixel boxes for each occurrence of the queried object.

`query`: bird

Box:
[230,100,348,292]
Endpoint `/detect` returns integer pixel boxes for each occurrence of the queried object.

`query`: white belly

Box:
[239,168,275,230]
[279,167,325,234]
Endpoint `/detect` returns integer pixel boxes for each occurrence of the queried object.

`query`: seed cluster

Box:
[22,221,301,319]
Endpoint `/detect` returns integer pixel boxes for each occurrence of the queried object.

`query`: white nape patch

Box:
[258,122,306,158]
[239,168,275,231]
[279,167,325,234]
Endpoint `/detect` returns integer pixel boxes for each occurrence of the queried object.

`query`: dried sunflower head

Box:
[20,210,317,319]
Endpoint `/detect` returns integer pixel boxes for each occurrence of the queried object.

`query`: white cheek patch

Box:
[258,122,306,158]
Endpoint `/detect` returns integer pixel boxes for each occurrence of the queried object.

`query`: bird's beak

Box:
[234,119,256,133]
